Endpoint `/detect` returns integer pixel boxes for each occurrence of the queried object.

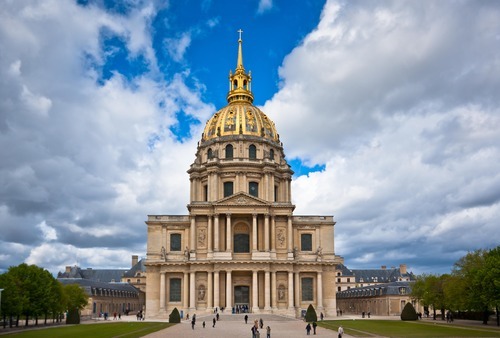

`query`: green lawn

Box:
[318,320,500,337]
[1,322,173,338]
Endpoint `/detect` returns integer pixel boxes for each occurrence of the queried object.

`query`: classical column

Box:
[264,214,270,251]
[287,271,294,311]
[190,271,196,310]
[183,272,189,309]
[271,216,276,252]
[207,271,213,309]
[271,271,277,309]
[317,271,323,309]
[287,216,293,252]
[214,214,219,251]
[208,214,213,252]
[226,271,232,309]
[252,213,258,251]
[264,173,269,200]
[264,271,271,310]
[190,216,196,252]
[160,272,166,311]
[252,271,259,312]
[214,271,220,309]
[226,213,232,252]
[294,272,300,308]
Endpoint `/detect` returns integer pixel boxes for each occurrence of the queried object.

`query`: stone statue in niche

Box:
[198,285,206,301]
[278,285,285,300]
[184,246,190,260]
[277,229,286,248]
[198,228,206,247]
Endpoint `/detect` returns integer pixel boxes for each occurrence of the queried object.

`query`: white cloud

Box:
[257,0,273,14]
[264,0,500,273]
[0,0,213,273]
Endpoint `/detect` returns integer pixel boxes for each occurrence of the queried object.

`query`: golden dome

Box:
[202,103,279,142]
[201,30,279,143]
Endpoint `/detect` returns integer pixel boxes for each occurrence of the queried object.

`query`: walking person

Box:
[306,323,311,335]
[338,325,344,338]
[244,314,248,324]
[212,317,216,327]
[312,321,317,335]
[266,325,271,338]
[259,318,263,329]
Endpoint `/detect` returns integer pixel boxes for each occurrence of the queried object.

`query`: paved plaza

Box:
[141,313,357,338]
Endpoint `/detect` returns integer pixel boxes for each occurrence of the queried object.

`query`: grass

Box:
[318,320,500,337]
[1,321,173,338]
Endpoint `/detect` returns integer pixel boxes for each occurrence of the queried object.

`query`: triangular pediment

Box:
[215,192,270,206]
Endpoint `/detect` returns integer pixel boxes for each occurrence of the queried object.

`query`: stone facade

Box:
[145,35,343,319]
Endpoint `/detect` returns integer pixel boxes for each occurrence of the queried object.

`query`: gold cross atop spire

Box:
[237,29,243,41]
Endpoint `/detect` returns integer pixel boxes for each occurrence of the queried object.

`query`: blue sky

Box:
[1,0,500,276]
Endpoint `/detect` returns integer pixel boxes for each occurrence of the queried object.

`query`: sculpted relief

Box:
[276,228,286,248]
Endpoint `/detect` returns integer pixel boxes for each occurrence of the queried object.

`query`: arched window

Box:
[207,148,213,159]
[269,149,275,160]
[249,182,258,197]
[224,182,233,197]
[225,144,233,159]
[249,144,257,159]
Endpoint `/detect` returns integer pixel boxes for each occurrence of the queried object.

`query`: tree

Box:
[304,304,317,323]
[411,274,447,320]
[451,246,500,325]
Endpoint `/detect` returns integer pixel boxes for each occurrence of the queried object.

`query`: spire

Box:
[237,29,244,71]
[227,29,254,104]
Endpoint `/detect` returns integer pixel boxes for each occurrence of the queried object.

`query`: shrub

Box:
[169,307,181,323]
[66,308,80,324]
[305,304,317,323]
[401,302,418,321]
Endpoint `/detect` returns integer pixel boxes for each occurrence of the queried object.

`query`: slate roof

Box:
[336,263,415,283]
[336,281,414,298]
[58,278,140,295]
[123,259,146,278]
[57,266,127,282]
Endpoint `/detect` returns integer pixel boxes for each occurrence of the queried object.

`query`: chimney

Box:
[132,255,139,267]
[381,265,386,270]
[65,266,71,273]
[400,264,407,274]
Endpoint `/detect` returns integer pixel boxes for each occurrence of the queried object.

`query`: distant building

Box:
[335,264,419,316]
[57,255,146,318]
[335,263,415,292]
[336,281,422,316]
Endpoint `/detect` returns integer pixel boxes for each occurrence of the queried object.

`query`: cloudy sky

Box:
[1,0,499,276]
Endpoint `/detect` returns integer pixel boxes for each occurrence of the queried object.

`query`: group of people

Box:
[305,321,317,335]
[251,318,271,338]
[233,304,249,313]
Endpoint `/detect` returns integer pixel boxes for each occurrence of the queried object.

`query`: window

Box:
[274,185,278,202]
[203,185,208,201]
[224,182,233,197]
[225,144,233,159]
[301,233,312,251]
[269,149,275,160]
[170,234,181,251]
[207,148,213,159]
[234,233,250,253]
[249,144,257,159]
[169,278,181,302]
[301,277,314,301]
[249,182,258,197]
